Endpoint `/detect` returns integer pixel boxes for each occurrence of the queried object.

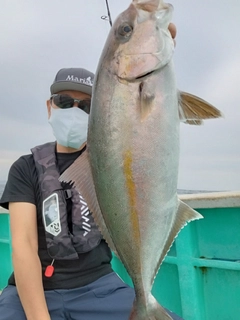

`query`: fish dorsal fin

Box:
[59,149,119,257]
[151,199,203,285]
[178,91,223,125]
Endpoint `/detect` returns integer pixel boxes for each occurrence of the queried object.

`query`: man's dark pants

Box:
[0,272,183,319]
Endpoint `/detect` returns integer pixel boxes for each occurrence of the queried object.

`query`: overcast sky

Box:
[0,0,239,191]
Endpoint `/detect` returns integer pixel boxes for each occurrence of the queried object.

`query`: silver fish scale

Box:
[88,59,180,287]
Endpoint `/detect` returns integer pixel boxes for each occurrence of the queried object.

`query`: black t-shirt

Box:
[0,148,112,290]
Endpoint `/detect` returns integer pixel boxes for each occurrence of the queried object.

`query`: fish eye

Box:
[118,23,133,37]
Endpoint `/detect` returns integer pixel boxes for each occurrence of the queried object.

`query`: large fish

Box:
[60,0,222,319]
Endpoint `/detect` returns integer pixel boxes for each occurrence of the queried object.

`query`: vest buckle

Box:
[64,189,72,199]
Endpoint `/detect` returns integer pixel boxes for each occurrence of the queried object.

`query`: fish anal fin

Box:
[151,199,203,284]
[59,150,119,257]
[178,91,223,125]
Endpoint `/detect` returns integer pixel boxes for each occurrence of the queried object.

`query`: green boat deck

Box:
[1,191,240,319]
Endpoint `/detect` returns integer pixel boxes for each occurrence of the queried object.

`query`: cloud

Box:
[176,30,240,191]
[201,55,240,117]
[0,115,55,180]
[0,0,239,192]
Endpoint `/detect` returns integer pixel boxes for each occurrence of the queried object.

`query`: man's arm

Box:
[9,202,51,320]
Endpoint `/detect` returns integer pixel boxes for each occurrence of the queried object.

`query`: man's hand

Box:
[169,23,177,45]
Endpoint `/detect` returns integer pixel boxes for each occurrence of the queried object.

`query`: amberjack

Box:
[60,0,222,319]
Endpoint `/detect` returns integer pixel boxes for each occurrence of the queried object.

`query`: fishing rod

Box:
[101,0,112,27]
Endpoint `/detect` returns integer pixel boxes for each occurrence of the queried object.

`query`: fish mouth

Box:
[118,69,156,83]
[135,70,155,80]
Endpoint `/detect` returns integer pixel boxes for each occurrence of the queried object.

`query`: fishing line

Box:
[101,0,112,27]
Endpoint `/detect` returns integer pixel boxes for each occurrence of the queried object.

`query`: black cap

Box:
[50,68,94,95]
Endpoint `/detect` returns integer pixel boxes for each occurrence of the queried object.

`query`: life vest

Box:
[31,142,102,260]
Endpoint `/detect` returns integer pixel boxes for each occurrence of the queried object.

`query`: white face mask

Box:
[48,107,89,149]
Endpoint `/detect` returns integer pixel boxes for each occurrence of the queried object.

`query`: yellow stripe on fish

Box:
[123,149,141,244]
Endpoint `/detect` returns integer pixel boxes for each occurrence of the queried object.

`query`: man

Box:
[0,27,182,320]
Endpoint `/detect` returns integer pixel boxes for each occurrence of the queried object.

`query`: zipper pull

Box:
[45,259,55,277]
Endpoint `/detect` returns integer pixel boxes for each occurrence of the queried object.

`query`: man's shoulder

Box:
[18,153,33,161]
[13,153,34,168]
[13,141,56,168]
[7,153,36,182]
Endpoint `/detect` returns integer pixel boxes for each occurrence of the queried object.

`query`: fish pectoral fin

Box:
[59,149,119,257]
[152,199,203,284]
[178,91,223,125]
[139,80,156,121]
[140,95,155,121]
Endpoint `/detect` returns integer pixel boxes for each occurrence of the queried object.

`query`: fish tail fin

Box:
[129,295,173,320]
